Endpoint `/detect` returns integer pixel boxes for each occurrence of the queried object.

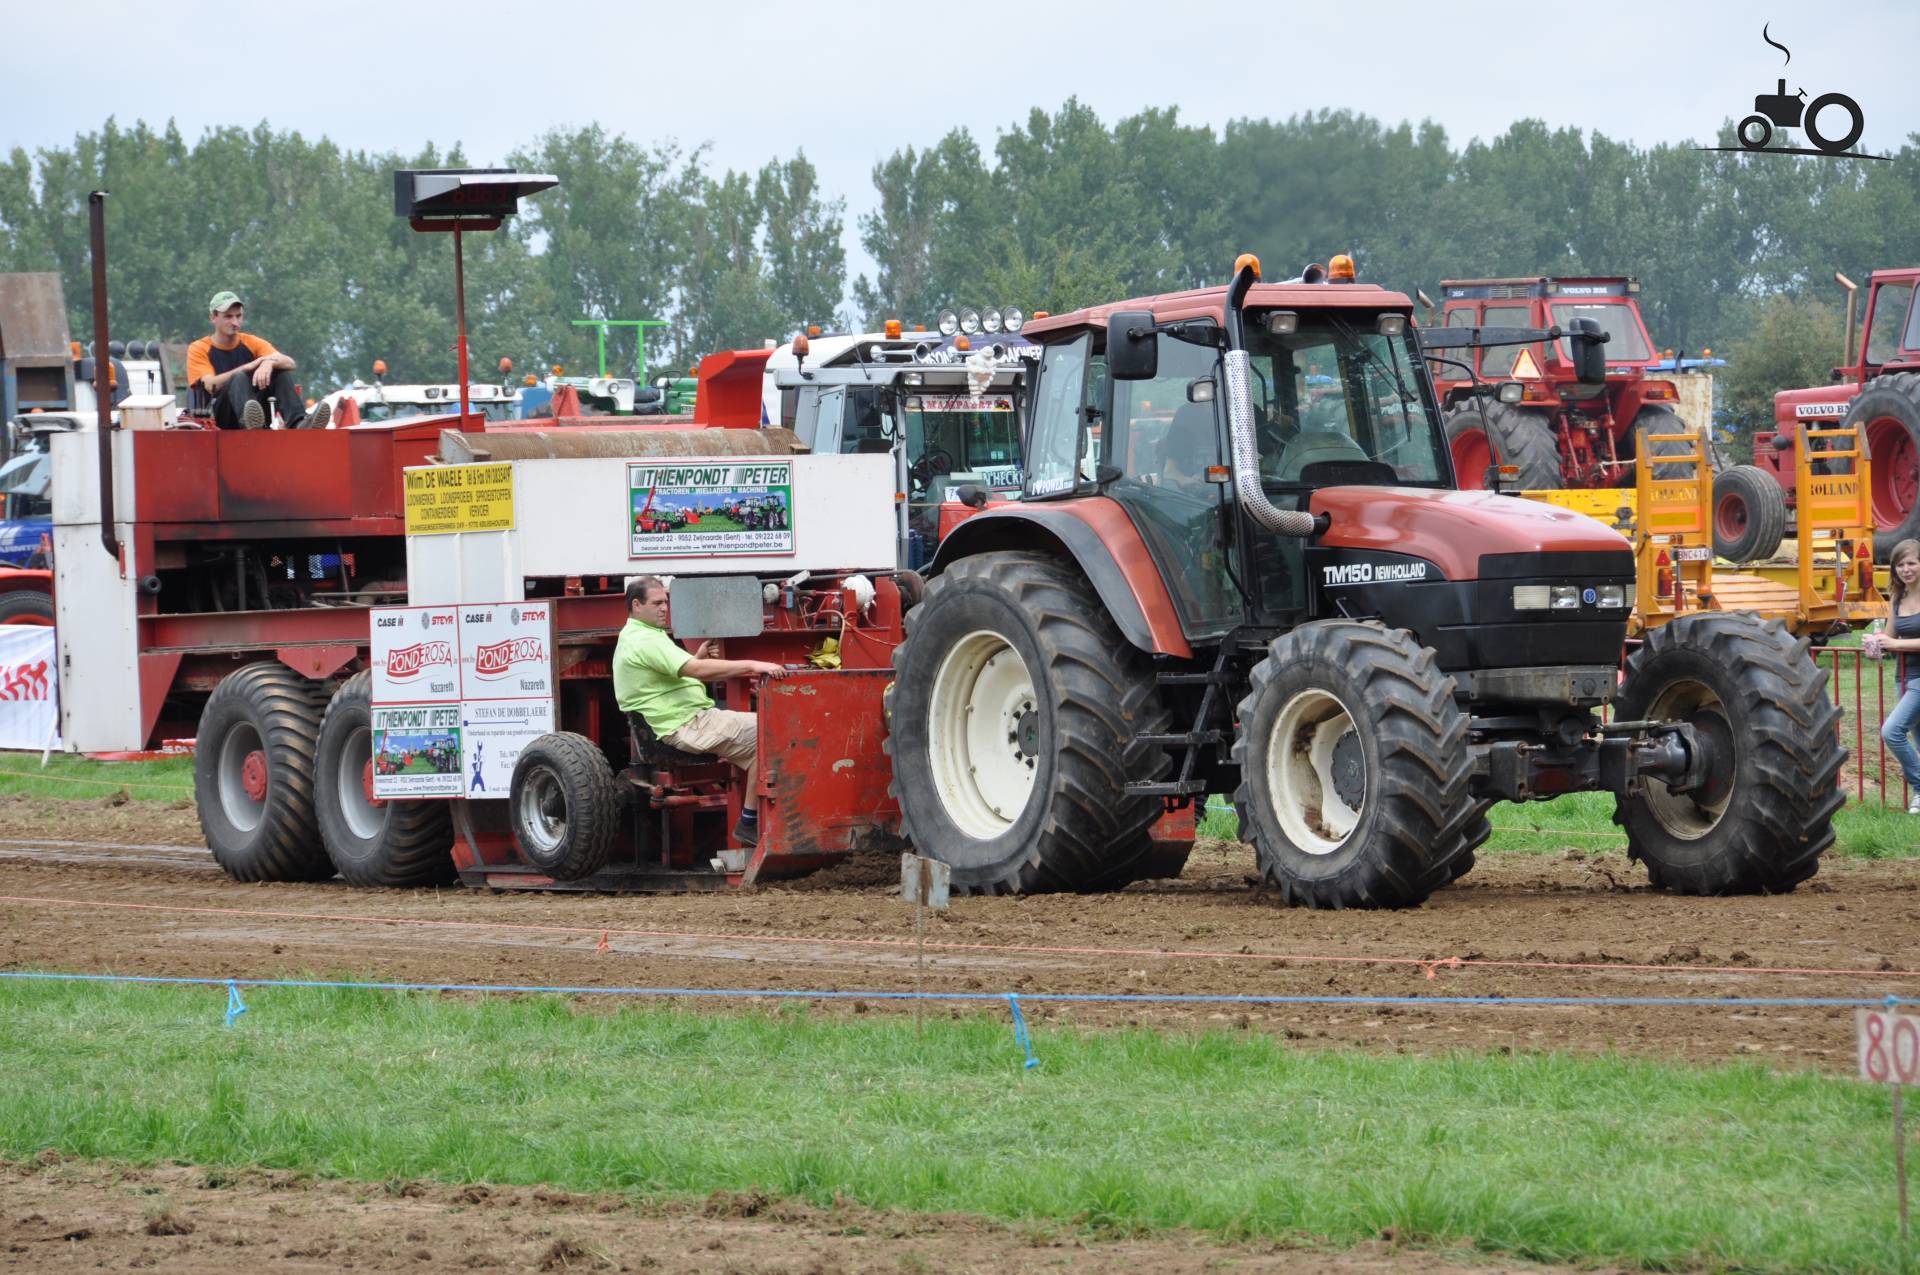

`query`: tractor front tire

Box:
[1711,465,1788,562]
[315,671,456,887]
[1232,621,1479,908]
[1847,372,1920,560]
[509,732,624,881]
[194,662,332,882]
[1613,612,1843,895]
[886,550,1170,894]
[1444,402,1560,490]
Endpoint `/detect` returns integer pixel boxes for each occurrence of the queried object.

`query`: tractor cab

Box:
[765,325,1029,569]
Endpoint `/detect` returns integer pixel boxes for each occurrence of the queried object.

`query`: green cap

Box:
[208,290,243,313]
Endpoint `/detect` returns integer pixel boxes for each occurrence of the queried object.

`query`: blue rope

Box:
[223,980,247,1028]
[1006,994,1040,1070]
[0,971,1899,1011]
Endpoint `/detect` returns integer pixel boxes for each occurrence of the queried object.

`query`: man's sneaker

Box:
[1907,794,1920,815]
[731,817,759,847]
[241,399,266,429]
[306,400,332,430]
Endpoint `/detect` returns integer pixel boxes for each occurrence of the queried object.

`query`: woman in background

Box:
[1868,538,1920,813]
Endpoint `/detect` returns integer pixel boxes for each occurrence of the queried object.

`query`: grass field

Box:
[0,978,1912,1273]
[0,752,193,802]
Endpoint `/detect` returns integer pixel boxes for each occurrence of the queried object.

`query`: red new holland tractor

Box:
[885,257,1843,906]
[1428,277,1713,487]
[1759,268,1920,561]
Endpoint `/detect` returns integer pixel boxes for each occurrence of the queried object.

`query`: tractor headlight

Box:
[1596,584,1626,608]
[1513,585,1550,610]
[959,307,982,336]
[937,310,959,337]
[982,307,1003,334]
[1550,585,1582,609]
[1003,307,1025,332]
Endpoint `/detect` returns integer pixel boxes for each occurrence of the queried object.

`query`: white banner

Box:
[0,624,58,751]
[371,605,460,702]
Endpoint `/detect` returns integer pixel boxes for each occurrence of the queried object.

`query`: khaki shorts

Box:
[664,708,757,770]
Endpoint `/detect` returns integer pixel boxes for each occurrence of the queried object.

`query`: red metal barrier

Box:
[1817,645,1908,809]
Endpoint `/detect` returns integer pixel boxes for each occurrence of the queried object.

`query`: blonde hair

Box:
[1890,539,1920,612]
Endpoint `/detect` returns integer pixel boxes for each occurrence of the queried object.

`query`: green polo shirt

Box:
[612,617,712,736]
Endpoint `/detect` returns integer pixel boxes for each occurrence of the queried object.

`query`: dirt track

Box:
[2,795,1917,1068]
[0,1158,1605,1274]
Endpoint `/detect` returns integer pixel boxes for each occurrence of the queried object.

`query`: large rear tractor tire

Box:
[1232,621,1479,908]
[0,591,53,625]
[1444,402,1561,490]
[1633,406,1708,482]
[194,662,332,882]
[1711,465,1789,562]
[1613,612,1843,895]
[886,550,1170,894]
[509,732,624,881]
[1847,372,1920,560]
[314,671,455,887]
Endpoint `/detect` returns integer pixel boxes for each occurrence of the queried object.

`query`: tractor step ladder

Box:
[1629,423,1718,635]
[1127,643,1239,798]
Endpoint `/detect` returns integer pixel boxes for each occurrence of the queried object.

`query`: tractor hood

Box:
[1308,487,1628,581]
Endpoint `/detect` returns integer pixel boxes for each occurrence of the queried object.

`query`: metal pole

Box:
[454,223,470,424]
[1898,1082,1911,1261]
[88,191,119,561]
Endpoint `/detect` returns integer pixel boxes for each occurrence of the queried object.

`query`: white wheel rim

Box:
[1264,688,1364,855]
[217,722,265,832]
[1639,683,1730,839]
[517,765,567,855]
[927,629,1038,839]
[335,725,383,841]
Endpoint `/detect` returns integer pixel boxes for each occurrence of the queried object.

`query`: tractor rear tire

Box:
[509,732,624,882]
[1444,402,1561,490]
[1633,407,1703,482]
[0,591,54,625]
[1711,465,1788,562]
[314,671,455,887]
[885,550,1171,894]
[194,662,332,882]
[1232,621,1478,908]
[1846,372,1920,560]
[1612,612,1843,895]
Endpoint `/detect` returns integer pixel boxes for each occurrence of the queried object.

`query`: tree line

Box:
[1,103,1913,434]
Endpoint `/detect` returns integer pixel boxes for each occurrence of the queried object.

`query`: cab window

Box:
[1478,305,1536,377]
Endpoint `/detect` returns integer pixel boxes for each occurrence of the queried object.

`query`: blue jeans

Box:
[1881,682,1920,790]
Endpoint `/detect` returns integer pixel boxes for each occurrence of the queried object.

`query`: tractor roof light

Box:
[937,310,959,337]
[523,374,537,385]
[1266,311,1299,336]
[1233,252,1262,280]
[1627,279,1642,293]
[499,357,513,373]
[807,324,823,338]
[1375,314,1407,336]
[884,319,902,339]
[1032,310,1050,320]
[955,335,972,352]
[373,359,388,377]
[1328,254,1356,283]
[959,307,981,336]
[982,307,1003,334]
[1003,307,1025,332]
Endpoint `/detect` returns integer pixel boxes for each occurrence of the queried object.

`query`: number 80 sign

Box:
[1857,1008,1920,1084]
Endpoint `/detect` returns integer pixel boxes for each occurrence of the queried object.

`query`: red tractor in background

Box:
[1428,277,1724,484]
[1758,268,1920,561]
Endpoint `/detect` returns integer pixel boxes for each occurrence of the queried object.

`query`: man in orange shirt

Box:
[184,291,329,429]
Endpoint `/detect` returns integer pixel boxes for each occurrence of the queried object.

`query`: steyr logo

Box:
[1699,26,1883,162]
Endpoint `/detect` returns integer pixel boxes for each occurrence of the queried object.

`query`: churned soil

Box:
[0,1157,1617,1274]
[0,793,1915,1067]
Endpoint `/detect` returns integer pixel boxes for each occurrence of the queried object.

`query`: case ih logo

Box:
[387,641,453,680]
[474,637,545,678]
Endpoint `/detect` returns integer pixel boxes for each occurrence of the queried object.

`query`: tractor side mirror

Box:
[1566,317,1609,383]
[1106,312,1157,380]
[1496,382,1524,404]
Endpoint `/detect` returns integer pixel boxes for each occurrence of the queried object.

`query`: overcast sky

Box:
[7,0,1914,307]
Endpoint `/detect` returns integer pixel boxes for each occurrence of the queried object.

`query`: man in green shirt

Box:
[613,575,787,846]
